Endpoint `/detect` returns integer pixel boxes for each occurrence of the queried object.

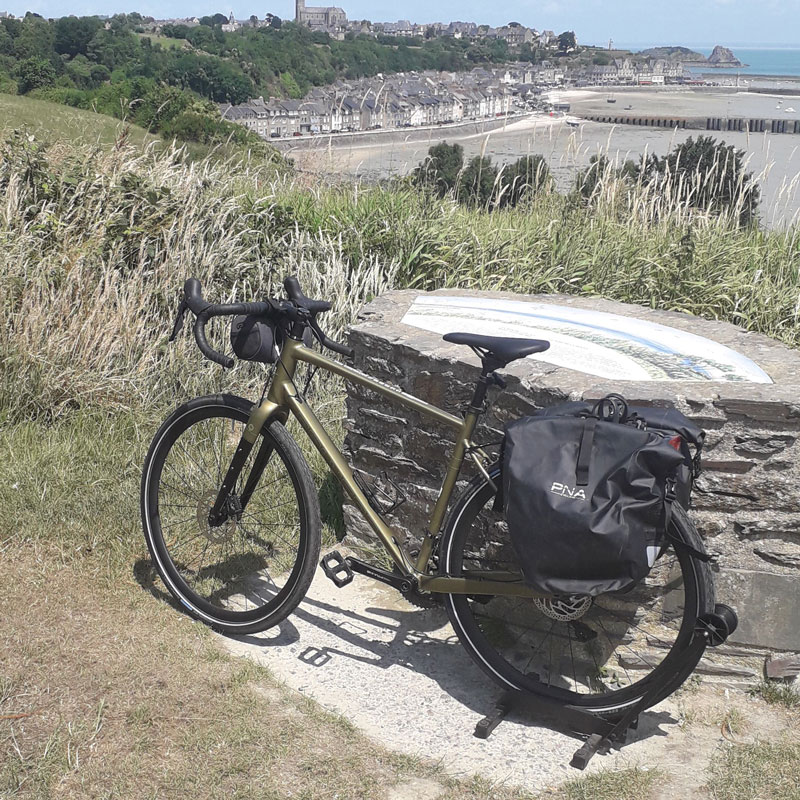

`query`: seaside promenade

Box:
[288,87,800,227]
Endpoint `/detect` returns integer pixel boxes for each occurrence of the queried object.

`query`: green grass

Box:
[707,740,800,800]
[561,766,662,800]
[0,93,159,149]
[136,32,187,50]
[749,682,800,708]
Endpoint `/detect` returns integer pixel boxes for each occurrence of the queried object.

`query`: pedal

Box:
[320,550,353,588]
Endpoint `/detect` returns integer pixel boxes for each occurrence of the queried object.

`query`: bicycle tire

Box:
[141,394,321,635]
[440,465,713,715]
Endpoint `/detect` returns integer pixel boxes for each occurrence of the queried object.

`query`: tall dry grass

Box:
[0,132,397,422]
[2,128,800,425]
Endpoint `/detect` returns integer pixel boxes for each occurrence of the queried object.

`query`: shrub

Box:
[413,141,464,197]
[457,155,497,208]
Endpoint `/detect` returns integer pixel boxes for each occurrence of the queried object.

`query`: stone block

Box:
[715,570,800,651]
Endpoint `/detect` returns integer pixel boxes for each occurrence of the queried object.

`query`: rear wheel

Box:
[441,466,713,715]
[141,394,321,635]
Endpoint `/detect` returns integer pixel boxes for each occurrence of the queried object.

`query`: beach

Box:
[289,87,800,228]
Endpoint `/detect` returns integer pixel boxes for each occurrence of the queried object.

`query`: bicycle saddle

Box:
[442,332,550,366]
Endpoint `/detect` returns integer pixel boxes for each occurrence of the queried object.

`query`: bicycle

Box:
[141,275,728,727]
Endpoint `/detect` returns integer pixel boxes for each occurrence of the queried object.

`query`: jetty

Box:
[578,113,800,135]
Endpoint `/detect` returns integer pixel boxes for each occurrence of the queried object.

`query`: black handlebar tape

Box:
[322,334,355,359]
[183,277,207,314]
[283,275,302,299]
[282,275,332,314]
[194,314,234,369]
[204,300,275,318]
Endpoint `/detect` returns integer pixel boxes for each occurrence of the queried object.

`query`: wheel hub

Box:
[534,594,593,621]
[196,489,238,543]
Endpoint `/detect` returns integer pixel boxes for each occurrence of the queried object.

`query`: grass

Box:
[136,33,187,50]
[3,108,800,799]
[707,740,800,800]
[0,414,538,800]
[0,93,159,149]
[749,682,800,709]
[2,131,800,428]
[560,766,662,800]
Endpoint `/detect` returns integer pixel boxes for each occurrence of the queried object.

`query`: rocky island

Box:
[707,45,746,67]
[638,44,746,68]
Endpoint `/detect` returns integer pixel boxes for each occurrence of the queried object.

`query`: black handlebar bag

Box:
[502,397,694,597]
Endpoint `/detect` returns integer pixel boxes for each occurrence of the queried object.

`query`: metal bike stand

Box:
[473,690,639,769]
[474,609,735,771]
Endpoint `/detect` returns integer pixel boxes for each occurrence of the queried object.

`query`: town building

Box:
[295,0,347,31]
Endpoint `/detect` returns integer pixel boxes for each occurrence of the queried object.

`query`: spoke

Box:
[567,623,577,691]
[212,419,229,485]
[159,514,197,530]
[522,618,555,675]
[596,605,679,650]
[168,531,206,553]
[597,617,633,687]
[186,537,212,574]
[247,473,292,497]
[160,472,198,501]
[176,438,216,486]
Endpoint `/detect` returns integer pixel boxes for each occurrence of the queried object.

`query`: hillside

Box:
[0,92,158,148]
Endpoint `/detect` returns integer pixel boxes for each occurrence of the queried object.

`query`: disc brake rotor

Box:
[533,594,593,621]
[196,489,237,544]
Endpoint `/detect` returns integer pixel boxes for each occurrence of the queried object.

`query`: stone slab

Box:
[716,569,800,651]
[219,559,697,794]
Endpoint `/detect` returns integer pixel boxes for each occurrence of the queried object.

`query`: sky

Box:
[3,0,800,48]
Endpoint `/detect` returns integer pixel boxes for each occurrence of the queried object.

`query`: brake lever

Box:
[169,299,189,342]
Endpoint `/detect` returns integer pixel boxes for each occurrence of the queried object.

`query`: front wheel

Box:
[440,465,713,715]
[141,394,321,635]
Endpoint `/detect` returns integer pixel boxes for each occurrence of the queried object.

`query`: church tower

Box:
[295,0,305,23]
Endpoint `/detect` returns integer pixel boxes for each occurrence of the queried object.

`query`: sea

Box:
[616,45,800,77]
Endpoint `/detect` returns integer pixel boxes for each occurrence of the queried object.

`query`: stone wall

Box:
[342,290,800,683]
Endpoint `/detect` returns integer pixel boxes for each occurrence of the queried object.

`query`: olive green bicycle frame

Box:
[244,336,542,599]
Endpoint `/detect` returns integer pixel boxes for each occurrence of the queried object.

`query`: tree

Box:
[200,13,229,27]
[557,30,576,53]
[656,135,759,225]
[496,155,551,208]
[54,16,102,57]
[413,141,463,197]
[16,57,56,93]
[458,155,497,208]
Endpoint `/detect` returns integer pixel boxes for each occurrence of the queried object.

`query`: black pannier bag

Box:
[501,394,705,597]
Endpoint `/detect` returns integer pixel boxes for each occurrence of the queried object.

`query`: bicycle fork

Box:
[207,424,275,527]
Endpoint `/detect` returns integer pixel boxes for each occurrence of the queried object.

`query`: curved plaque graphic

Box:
[401,296,773,383]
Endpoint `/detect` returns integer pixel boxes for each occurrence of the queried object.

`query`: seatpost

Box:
[468,361,504,413]
[469,372,491,412]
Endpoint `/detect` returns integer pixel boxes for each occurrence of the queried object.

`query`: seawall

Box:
[579,113,800,134]
[272,114,529,151]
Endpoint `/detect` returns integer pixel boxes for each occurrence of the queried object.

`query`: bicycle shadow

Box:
[229,581,678,751]
[132,557,304,645]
